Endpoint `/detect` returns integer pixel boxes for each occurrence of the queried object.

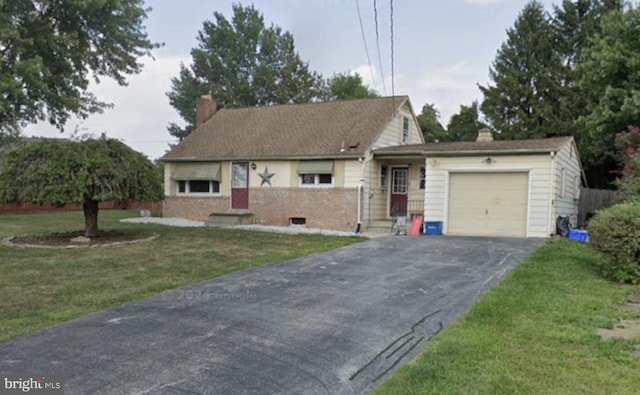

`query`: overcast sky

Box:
[23,0,558,159]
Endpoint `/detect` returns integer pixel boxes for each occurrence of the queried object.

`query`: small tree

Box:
[446,101,487,142]
[167,4,319,139]
[0,137,163,237]
[417,103,447,142]
[319,72,377,101]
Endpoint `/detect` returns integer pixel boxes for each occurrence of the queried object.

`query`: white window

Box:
[299,174,333,187]
[560,168,566,198]
[392,168,408,194]
[574,175,580,199]
[402,116,410,144]
[380,165,388,189]
[419,166,426,190]
[178,180,220,195]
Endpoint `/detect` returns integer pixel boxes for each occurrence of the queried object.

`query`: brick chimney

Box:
[476,127,494,142]
[195,95,217,128]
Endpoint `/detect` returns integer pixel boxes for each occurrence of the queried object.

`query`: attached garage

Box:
[372,132,585,238]
[417,134,584,238]
[447,172,528,237]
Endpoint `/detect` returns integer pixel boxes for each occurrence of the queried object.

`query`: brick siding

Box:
[250,188,358,231]
[162,196,230,222]
[163,188,359,231]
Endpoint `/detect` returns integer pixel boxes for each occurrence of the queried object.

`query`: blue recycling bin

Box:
[424,221,442,236]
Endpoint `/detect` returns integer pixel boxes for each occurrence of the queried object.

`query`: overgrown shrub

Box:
[588,200,640,283]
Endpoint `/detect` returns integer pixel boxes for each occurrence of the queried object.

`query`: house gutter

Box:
[161,154,365,162]
[373,148,562,157]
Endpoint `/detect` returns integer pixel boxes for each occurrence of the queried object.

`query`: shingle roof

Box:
[163,96,409,161]
[373,136,574,156]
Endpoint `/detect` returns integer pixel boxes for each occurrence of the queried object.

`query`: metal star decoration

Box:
[258,166,275,186]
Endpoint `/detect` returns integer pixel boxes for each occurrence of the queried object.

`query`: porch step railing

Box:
[408,200,424,215]
[391,200,424,217]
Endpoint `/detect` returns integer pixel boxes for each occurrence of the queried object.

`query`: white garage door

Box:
[448,172,528,237]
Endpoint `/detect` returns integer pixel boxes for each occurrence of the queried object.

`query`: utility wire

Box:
[355,0,378,91]
[373,0,387,95]
[390,0,395,111]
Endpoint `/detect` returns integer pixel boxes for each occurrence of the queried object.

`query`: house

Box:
[374,130,584,237]
[162,95,425,232]
[162,96,584,238]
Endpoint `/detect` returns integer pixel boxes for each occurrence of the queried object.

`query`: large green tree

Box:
[577,6,640,187]
[480,1,563,140]
[0,0,160,136]
[417,103,447,142]
[447,101,487,142]
[0,137,163,237]
[552,0,626,150]
[319,72,377,101]
[167,4,319,139]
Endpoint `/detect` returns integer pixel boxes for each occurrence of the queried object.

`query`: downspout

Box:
[356,181,363,234]
[356,152,374,234]
[548,151,556,236]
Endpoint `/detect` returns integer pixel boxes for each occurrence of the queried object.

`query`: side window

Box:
[402,116,410,144]
[380,165,388,189]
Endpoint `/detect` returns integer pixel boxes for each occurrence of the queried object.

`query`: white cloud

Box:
[23,55,189,159]
[352,64,378,91]
[417,61,485,124]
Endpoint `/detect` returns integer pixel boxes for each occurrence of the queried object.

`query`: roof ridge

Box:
[215,95,409,113]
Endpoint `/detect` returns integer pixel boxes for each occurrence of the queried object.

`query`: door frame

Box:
[389,166,409,217]
[231,162,249,210]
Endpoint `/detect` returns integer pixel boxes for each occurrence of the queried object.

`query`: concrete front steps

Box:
[365,220,395,235]
[208,210,254,226]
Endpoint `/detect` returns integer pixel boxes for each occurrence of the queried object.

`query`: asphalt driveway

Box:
[0,236,543,394]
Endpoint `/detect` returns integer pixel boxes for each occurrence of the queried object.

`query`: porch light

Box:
[483,157,496,164]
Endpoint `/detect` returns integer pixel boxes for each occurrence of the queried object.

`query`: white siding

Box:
[163,162,173,196]
[366,160,389,220]
[553,142,581,221]
[424,154,553,238]
[345,158,389,222]
[343,160,363,188]
[372,104,423,149]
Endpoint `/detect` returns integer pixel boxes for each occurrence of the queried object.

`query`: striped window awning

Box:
[171,163,221,181]
[297,161,334,174]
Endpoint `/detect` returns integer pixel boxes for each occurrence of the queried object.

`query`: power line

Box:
[390,0,395,109]
[355,0,378,91]
[373,0,387,95]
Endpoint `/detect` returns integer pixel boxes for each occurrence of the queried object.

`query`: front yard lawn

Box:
[376,240,640,394]
[0,210,363,344]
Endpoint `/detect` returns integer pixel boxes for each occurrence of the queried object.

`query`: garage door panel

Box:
[448,173,528,237]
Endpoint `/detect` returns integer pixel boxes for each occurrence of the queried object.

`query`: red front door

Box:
[231,162,249,210]
[390,167,408,216]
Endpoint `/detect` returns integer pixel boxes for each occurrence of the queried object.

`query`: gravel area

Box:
[226,224,358,237]
[120,217,360,237]
[120,217,206,227]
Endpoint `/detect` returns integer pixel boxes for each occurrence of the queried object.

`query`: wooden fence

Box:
[578,188,616,228]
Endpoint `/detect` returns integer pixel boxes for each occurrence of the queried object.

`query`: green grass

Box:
[376,240,640,395]
[0,210,363,343]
